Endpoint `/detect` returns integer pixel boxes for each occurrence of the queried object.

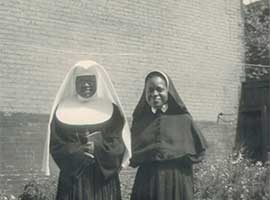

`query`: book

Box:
[84,131,102,158]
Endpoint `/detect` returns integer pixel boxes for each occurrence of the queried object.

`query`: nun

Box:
[130,71,207,200]
[41,60,131,200]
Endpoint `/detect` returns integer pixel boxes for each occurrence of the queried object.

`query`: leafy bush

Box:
[244,0,270,66]
[18,177,57,200]
[194,155,270,200]
[15,156,270,200]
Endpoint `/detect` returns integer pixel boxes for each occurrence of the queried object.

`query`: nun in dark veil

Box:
[130,71,207,200]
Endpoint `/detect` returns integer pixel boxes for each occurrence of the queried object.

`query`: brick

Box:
[0,0,243,121]
[0,0,244,194]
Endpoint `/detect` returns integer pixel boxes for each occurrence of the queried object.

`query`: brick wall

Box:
[0,0,244,193]
[0,112,47,172]
[0,113,237,171]
[0,0,244,120]
[0,114,236,197]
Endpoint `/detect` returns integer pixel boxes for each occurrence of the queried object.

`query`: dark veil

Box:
[130,71,207,166]
[133,71,189,119]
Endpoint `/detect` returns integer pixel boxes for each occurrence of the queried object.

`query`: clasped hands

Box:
[80,131,102,158]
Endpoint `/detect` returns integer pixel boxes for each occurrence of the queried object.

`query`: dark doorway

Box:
[235,80,270,162]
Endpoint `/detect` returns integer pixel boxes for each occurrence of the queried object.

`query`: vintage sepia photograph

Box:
[0,0,269,199]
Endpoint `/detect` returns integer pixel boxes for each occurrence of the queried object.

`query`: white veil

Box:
[41,60,131,175]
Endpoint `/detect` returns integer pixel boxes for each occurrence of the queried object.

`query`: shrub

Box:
[194,155,270,200]
[18,177,57,200]
[16,156,270,200]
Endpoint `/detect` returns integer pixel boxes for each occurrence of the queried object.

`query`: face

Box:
[145,76,168,109]
[75,75,97,98]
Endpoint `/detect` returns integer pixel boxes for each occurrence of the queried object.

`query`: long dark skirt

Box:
[131,161,193,200]
[56,163,121,200]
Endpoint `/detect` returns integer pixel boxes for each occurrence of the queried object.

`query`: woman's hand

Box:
[81,142,95,158]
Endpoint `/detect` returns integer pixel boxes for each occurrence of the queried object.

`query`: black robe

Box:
[130,72,207,200]
[50,104,125,200]
[130,109,206,167]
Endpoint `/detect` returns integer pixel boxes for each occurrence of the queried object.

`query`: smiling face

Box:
[75,75,97,98]
[145,75,169,109]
